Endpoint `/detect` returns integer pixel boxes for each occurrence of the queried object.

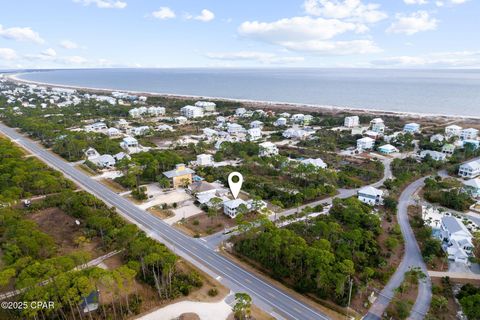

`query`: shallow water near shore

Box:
[16,68,480,117]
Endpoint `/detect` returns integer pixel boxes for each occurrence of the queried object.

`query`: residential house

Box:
[279,112,291,118]
[378,144,399,154]
[188,181,218,204]
[181,105,204,119]
[463,139,480,150]
[370,118,385,134]
[430,134,445,143]
[157,124,174,131]
[358,186,384,205]
[223,199,248,218]
[283,128,312,140]
[460,128,479,141]
[445,125,462,138]
[344,116,359,128]
[235,108,247,116]
[357,137,375,150]
[148,106,166,116]
[85,147,100,160]
[442,144,455,156]
[114,119,129,129]
[458,159,480,179]
[440,216,474,264]
[300,158,327,169]
[85,122,107,133]
[175,116,188,124]
[250,120,263,129]
[120,136,142,154]
[162,164,195,188]
[291,114,305,123]
[463,178,480,198]
[195,101,216,112]
[403,123,421,133]
[196,154,214,166]
[259,142,279,157]
[274,117,287,127]
[114,152,131,162]
[247,128,262,141]
[227,123,245,134]
[130,126,150,136]
[107,127,121,137]
[90,154,116,169]
[420,150,447,161]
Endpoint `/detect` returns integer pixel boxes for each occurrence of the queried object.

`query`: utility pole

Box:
[346,277,353,320]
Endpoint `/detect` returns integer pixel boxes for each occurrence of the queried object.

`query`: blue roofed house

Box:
[80,290,99,313]
[403,123,421,134]
[378,144,399,154]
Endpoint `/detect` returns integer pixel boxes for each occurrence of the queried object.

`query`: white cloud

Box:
[387,11,438,35]
[73,0,127,9]
[194,9,215,22]
[152,7,176,20]
[0,25,44,44]
[279,39,381,55]
[62,55,88,64]
[41,48,57,57]
[371,51,480,67]
[239,16,361,42]
[60,40,80,49]
[404,0,428,4]
[436,0,469,6]
[303,0,387,23]
[206,51,304,64]
[0,48,17,60]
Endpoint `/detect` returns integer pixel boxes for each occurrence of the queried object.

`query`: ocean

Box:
[16,68,480,117]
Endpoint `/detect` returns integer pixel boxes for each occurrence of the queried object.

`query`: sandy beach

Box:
[6,72,480,122]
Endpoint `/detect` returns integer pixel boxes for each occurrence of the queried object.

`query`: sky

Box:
[0,0,479,69]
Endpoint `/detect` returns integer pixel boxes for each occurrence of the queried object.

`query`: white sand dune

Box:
[138,299,232,320]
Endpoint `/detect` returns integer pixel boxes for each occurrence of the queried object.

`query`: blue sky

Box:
[0,0,479,69]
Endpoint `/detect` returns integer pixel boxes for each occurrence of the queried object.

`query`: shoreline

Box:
[6,72,480,121]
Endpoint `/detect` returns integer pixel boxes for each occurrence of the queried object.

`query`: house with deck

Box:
[163,164,195,188]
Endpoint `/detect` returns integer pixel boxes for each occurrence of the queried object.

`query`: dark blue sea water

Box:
[17,68,480,117]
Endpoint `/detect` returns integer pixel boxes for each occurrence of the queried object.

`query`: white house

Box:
[90,154,116,169]
[430,134,445,143]
[85,147,100,160]
[259,142,279,157]
[181,105,204,119]
[291,114,305,123]
[370,118,385,134]
[128,108,142,118]
[235,108,247,116]
[223,199,248,218]
[131,126,150,136]
[357,137,375,150]
[279,112,291,118]
[115,119,129,129]
[157,124,174,131]
[195,101,216,112]
[445,125,462,138]
[440,216,474,264]
[148,106,166,116]
[378,144,399,154]
[420,150,447,161]
[175,116,188,124]
[460,128,479,141]
[344,116,360,128]
[283,128,312,140]
[107,127,121,137]
[274,117,287,127]
[463,178,480,198]
[227,123,245,134]
[458,159,480,179]
[247,128,262,141]
[442,144,455,156]
[358,186,384,205]
[120,136,142,154]
[300,158,327,169]
[196,154,214,166]
[85,122,107,133]
[250,120,263,129]
[188,181,218,204]
[403,123,421,133]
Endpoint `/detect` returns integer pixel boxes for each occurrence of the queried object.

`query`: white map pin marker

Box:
[228,172,243,199]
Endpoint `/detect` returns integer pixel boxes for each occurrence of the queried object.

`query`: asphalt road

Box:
[364,177,432,320]
[0,123,331,320]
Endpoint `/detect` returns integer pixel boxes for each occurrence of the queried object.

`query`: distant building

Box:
[162,164,195,188]
[279,112,291,118]
[120,136,142,154]
[344,116,359,128]
[300,158,327,169]
[223,198,248,218]
[283,128,312,140]
[291,114,305,123]
[357,137,375,150]
[175,116,188,124]
[250,120,263,129]
[358,186,384,205]
[181,105,204,119]
[227,123,245,134]
[188,181,217,204]
[196,154,214,166]
[430,134,445,143]
[463,139,480,150]
[445,125,462,138]
[259,142,279,157]
[442,144,455,156]
[460,128,479,141]
[247,128,262,141]
[84,122,107,133]
[274,117,287,127]
[370,118,385,134]
[235,108,247,116]
[107,127,121,137]
[195,101,216,112]
[420,150,447,161]
[130,126,150,136]
[458,159,480,179]
[378,144,399,154]
[147,106,166,116]
[463,178,480,198]
[90,154,116,169]
[85,147,100,160]
[403,123,421,134]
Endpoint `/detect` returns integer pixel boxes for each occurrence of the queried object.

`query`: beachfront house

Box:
[247,128,262,141]
[107,127,121,137]
[84,122,107,133]
[181,105,204,119]
[420,150,447,161]
[175,116,188,124]
[378,144,399,154]
[459,159,480,179]
[148,106,166,116]
[463,178,480,198]
[463,140,480,150]
[227,123,245,134]
[460,128,479,141]
[195,101,216,112]
[440,216,474,264]
[196,154,214,166]
[259,142,279,157]
[283,128,312,140]
[370,118,385,134]
[250,120,264,129]
[223,199,248,218]
[442,144,455,156]
[235,108,247,116]
[162,164,195,188]
[130,126,150,136]
[430,134,445,143]
[358,186,384,206]
[357,137,375,151]
[344,116,360,128]
[274,117,287,127]
[403,123,421,134]
[445,125,463,138]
